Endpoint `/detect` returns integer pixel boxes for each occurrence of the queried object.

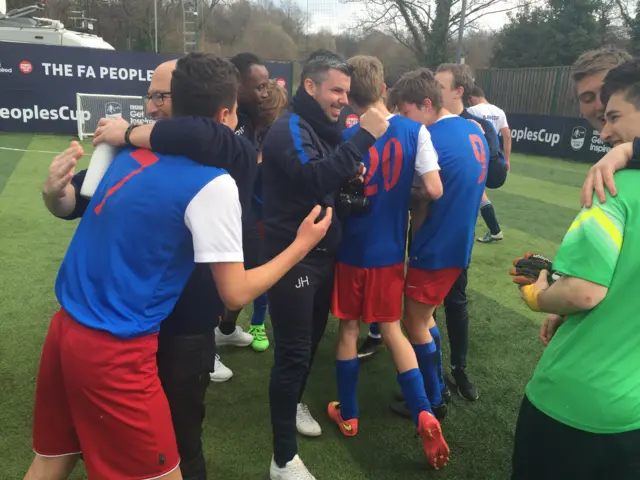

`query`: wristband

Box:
[521,284,542,312]
[124,124,139,147]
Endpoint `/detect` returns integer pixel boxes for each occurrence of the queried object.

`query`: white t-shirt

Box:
[467,103,509,134]
[184,174,245,264]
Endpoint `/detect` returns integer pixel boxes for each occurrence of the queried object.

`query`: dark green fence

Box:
[474,66,580,118]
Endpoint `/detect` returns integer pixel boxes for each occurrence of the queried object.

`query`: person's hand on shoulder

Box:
[359,108,389,139]
[93,117,131,147]
[43,142,84,200]
[581,142,634,207]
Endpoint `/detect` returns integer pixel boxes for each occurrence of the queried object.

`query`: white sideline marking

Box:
[0,146,62,154]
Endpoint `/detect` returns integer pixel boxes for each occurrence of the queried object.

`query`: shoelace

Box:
[250,326,267,341]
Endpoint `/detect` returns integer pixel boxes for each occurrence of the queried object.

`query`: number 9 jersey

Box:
[409,115,489,271]
[338,114,440,268]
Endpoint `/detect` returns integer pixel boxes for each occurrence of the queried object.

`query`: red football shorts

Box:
[33,308,180,479]
[404,267,463,305]
[332,262,405,324]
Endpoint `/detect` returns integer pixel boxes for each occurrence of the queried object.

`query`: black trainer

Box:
[448,366,478,401]
[395,385,451,404]
[390,399,447,423]
[432,403,448,422]
[357,335,383,360]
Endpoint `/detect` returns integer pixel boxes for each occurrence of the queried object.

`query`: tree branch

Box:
[462,3,535,28]
[613,0,633,26]
[395,0,427,56]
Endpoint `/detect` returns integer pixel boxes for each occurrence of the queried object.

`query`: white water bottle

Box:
[80,143,117,198]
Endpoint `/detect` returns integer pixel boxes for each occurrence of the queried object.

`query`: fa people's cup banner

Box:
[0,42,294,135]
[508,114,611,163]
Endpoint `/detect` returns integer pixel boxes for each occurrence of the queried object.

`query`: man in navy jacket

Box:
[115,50,390,480]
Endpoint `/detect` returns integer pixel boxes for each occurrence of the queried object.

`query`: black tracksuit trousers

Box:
[268,254,334,467]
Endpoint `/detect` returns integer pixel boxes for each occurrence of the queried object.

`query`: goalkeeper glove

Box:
[510,252,561,286]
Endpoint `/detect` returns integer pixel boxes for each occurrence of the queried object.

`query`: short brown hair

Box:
[470,85,485,98]
[258,79,289,129]
[347,55,385,107]
[436,63,475,101]
[392,68,443,111]
[571,47,632,84]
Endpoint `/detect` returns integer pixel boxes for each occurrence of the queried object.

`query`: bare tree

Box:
[278,0,307,42]
[344,0,529,66]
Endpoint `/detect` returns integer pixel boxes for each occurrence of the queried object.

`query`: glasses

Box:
[144,91,171,107]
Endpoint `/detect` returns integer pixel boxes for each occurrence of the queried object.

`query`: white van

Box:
[0,2,114,50]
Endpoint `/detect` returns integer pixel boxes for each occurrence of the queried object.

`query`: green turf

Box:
[0,134,591,479]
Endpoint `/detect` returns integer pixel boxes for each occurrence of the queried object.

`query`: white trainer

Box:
[296,403,322,437]
[215,325,253,347]
[209,355,233,383]
[269,455,316,480]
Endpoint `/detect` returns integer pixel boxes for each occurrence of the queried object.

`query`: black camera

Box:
[337,176,370,218]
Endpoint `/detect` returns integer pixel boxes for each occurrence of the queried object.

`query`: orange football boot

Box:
[418,410,450,469]
[327,401,358,437]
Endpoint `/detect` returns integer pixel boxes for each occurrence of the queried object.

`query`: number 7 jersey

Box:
[338,114,440,268]
[409,115,489,270]
[55,147,243,339]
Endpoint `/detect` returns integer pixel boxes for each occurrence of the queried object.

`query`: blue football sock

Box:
[398,368,432,425]
[369,323,381,337]
[413,342,443,407]
[429,326,446,392]
[250,293,268,326]
[336,358,359,420]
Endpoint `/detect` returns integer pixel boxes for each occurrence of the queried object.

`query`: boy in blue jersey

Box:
[329,56,449,470]
[436,64,506,246]
[392,68,488,423]
[26,53,332,480]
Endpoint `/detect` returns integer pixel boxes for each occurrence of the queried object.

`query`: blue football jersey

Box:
[55,147,229,339]
[338,115,436,268]
[409,116,488,270]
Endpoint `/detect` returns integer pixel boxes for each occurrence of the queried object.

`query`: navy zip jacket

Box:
[260,88,377,258]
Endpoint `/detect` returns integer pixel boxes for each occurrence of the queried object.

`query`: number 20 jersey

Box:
[409,115,489,270]
[338,115,439,268]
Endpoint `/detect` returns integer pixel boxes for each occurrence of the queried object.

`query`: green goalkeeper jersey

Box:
[526,170,640,434]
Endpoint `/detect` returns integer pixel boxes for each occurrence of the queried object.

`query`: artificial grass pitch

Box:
[0,132,589,479]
